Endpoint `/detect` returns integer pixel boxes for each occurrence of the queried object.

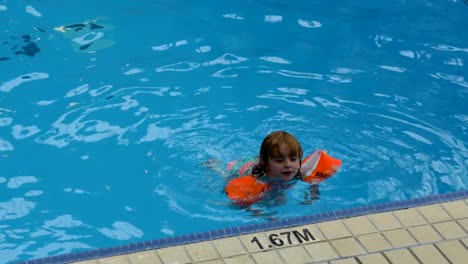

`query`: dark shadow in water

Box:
[1,34,41,61]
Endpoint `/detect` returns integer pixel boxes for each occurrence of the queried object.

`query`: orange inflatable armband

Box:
[225,176,269,206]
[301,150,342,183]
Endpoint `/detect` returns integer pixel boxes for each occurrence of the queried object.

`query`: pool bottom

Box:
[19,190,468,264]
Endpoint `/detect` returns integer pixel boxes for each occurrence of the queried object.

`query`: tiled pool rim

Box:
[19,190,468,264]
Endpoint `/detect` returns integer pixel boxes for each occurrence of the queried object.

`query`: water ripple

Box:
[7,176,38,189]
[0,137,14,151]
[98,221,143,240]
[0,73,49,92]
[0,198,35,220]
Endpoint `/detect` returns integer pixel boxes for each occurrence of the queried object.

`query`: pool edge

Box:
[18,190,468,264]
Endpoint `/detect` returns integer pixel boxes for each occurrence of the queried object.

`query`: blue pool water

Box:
[1,0,467,262]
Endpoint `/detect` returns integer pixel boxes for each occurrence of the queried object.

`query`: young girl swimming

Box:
[228,130,303,184]
[208,130,341,205]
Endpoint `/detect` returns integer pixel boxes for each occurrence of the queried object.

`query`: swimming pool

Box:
[1,0,467,263]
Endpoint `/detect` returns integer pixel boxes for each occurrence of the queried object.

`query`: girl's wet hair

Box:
[252,131,303,177]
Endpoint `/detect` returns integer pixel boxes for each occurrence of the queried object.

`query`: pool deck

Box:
[22,191,468,264]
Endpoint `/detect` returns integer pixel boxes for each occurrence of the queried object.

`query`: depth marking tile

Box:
[357,253,389,264]
[442,200,468,219]
[278,246,313,264]
[264,228,304,247]
[433,221,466,240]
[383,248,419,264]
[436,240,468,264]
[301,224,326,242]
[356,233,392,252]
[157,245,191,264]
[223,255,254,264]
[127,250,162,264]
[418,204,452,223]
[382,229,418,248]
[330,237,366,257]
[410,244,449,264]
[212,237,247,257]
[251,251,284,264]
[343,216,378,235]
[239,233,269,253]
[368,212,402,231]
[317,220,351,240]
[184,241,219,262]
[392,208,427,227]
[408,225,443,243]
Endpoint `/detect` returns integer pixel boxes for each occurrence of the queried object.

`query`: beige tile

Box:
[410,244,449,264]
[157,245,191,264]
[462,238,468,247]
[185,241,219,262]
[442,200,468,219]
[436,240,468,264]
[223,255,254,264]
[251,251,284,264]
[317,220,351,240]
[196,260,224,264]
[408,225,443,243]
[357,253,389,264]
[278,246,313,264]
[368,212,402,231]
[303,242,339,262]
[330,237,366,257]
[212,237,246,257]
[97,256,130,264]
[343,216,378,235]
[384,249,419,264]
[74,261,97,264]
[329,258,359,264]
[239,233,269,253]
[433,221,466,240]
[418,204,452,223]
[127,250,162,264]
[382,229,418,248]
[457,218,468,232]
[393,208,427,227]
[356,233,392,252]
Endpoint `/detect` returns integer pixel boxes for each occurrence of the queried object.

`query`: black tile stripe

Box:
[18,190,468,264]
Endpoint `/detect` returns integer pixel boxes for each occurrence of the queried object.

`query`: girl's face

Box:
[266,143,300,182]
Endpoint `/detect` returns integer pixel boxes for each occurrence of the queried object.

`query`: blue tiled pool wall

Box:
[20,190,468,264]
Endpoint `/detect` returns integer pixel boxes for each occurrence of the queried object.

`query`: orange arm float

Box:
[225,176,269,206]
[301,150,342,183]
